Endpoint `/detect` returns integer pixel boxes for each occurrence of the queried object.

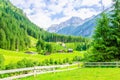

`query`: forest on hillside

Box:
[0,0,86,51]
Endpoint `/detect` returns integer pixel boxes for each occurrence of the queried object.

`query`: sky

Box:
[10,0,113,29]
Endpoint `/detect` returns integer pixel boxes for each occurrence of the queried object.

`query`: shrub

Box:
[17,58,35,68]
[69,60,73,64]
[42,59,49,65]
[49,58,54,65]
[36,39,45,54]
[73,56,81,61]
[76,43,89,51]
[63,58,69,64]
[65,58,69,63]
[54,60,59,65]
[63,59,67,63]
[58,59,63,65]
[76,44,82,51]
[45,43,53,54]
[0,54,5,69]
[5,63,17,70]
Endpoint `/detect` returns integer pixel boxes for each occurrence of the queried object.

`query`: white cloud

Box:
[23,9,32,15]
[10,0,24,5]
[53,16,71,25]
[102,0,113,7]
[81,0,100,6]
[10,0,113,29]
[28,12,52,29]
[76,8,98,19]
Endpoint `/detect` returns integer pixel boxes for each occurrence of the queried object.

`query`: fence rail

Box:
[0,63,80,80]
[1,62,119,80]
[84,62,120,67]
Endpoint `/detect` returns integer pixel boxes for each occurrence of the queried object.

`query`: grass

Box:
[21,68,120,80]
[0,49,84,65]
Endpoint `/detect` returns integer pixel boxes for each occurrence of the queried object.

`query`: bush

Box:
[49,58,54,65]
[17,58,36,68]
[45,43,53,54]
[69,60,73,64]
[58,59,63,65]
[76,44,82,51]
[76,43,89,51]
[0,74,9,78]
[36,39,45,54]
[0,54,5,69]
[73,56,81,61]
[63,59,66,64]
[5,63,17,70]
[63,58,70,64]
[45,59,50,65]
[65,58,69,63]
[54,60,59,65]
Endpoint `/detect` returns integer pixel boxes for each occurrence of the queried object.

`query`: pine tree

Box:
[109,0,120,60]
[0,54,5,69]
[89,0,120,62]
[91,13,111,62]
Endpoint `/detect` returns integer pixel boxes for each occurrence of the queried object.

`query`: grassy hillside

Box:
[0,49,84,65]
[22,68,120,80]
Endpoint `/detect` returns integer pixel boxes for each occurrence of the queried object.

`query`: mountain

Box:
[48,17,86,33]
[70,16,98,37]
[47,15,99,37]
[47,6,113,37]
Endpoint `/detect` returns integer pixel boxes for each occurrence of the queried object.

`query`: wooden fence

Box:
[84,62,120,67]
[0,63,80,80]
[1,62,120,80]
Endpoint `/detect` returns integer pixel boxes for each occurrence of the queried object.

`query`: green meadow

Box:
[0,49,84,65]
[21,68,120,80]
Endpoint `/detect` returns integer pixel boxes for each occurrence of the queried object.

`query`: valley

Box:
[0,0,120,80]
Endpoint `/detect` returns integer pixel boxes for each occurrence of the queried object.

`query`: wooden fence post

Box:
[67,64,69,70]
[34,66,36,80]
[98,62,101,68]
[116,62,119,68]
[78,63,80,68]
[53,67,56,74]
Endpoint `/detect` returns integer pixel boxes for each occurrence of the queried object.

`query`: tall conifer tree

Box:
[89,0,120,61]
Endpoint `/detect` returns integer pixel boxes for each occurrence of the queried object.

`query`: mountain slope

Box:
[71,16,98,37]
[0,0,29,50]
[0,0,86,51]
[0,0,48,50]
[48,17,85,33]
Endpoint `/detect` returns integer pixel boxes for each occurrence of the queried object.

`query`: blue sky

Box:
[10,0,113,29]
